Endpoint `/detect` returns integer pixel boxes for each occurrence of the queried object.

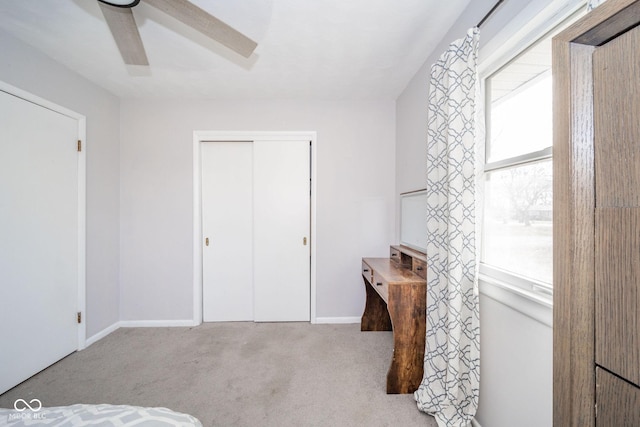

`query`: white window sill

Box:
[479,274,553,327]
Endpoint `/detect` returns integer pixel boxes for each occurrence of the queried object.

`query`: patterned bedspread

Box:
[0,404,203,426]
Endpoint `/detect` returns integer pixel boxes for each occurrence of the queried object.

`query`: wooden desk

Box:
[361,246,426,394]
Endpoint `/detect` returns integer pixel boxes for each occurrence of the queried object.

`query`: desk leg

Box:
[386,283,426,394]
[360,277,392,331]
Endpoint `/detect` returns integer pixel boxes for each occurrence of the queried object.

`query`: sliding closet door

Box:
[201,141,253,321]
[0,89,79,394]
[253,140,310,321]
[201,139,310,322]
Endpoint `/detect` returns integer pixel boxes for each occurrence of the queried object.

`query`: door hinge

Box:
[595,402,598,418]
[77,140,82,152]
[77,312,82,324]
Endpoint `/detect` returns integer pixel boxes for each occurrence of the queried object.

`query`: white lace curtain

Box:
[414,27,480,427]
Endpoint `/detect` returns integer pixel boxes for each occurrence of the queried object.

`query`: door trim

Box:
[192,131,317,323]
[0,80,87,349]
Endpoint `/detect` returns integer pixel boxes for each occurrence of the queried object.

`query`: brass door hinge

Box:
[77,312,82,324]
[77,140,82,152]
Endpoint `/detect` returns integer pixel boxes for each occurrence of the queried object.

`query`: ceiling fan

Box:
[97,0,257,65]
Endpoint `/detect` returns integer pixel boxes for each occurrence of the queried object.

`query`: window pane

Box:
[482,160,552,283]
[487,39,552,163]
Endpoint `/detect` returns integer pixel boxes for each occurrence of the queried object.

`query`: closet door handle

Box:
[205,237,209,246]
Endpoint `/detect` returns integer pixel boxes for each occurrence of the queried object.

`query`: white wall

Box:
[119,99,396,322]
[479,295,553,426]
[0,31,121,338]
[395,0,556,425]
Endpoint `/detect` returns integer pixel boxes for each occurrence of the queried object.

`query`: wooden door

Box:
[593,21,640,426]
[0,89,79,394]
[553,1,640,425]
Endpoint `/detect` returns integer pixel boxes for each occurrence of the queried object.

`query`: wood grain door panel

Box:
[596,368,640,426]
[593,18,640,390]
[595,208,640,386]
[594,22,640,208]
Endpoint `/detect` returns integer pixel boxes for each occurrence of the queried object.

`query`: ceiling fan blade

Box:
[143,0,257,58]
[98,1,149,65]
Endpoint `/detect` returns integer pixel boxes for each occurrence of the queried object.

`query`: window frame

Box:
[477,0,587,325]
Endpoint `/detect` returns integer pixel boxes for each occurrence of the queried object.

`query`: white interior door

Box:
[253,140,310,321]
[201,141,253,321]
[0,90,79,394]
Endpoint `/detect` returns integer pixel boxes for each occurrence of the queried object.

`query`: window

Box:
[483,37,553,288]
[479,5,585,304]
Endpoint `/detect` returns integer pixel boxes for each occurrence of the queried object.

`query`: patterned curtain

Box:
[414,28,480,427]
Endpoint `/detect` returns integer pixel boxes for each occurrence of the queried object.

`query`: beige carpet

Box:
[0,323,436,426]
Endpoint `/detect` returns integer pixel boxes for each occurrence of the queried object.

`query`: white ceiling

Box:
[0,0,471,100]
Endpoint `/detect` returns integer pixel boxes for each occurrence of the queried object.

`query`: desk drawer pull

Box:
[416,266,423,271]
[363,268,369,272]
[376,282,383,286]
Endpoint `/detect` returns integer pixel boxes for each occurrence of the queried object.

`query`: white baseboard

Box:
[85,318,359,347]
[119,319,200,328]
[84,319,200,348]
[85,321,120,347]
[314,316,361,324]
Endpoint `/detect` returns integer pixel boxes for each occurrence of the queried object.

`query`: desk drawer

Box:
[362,261,373,284]
[412,258,426,279]
[390,247,401,264]
[371,274,389,302]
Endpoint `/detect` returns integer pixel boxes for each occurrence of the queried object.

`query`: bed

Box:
[0,403,203,426]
